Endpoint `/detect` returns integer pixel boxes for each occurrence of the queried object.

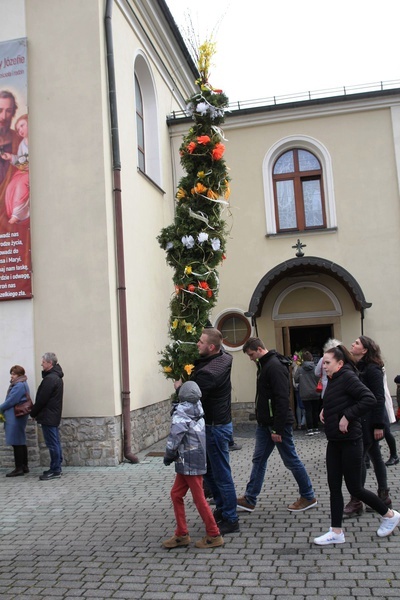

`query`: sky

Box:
[165,0,400,103]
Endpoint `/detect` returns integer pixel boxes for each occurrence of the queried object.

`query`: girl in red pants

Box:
[162,381,224,549]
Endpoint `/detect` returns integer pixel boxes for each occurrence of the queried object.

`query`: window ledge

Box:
[266,227,338,238]
[137,168,165,194]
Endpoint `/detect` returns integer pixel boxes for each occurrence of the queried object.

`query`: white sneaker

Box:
[377,509,400,537]
[313,528,345,545]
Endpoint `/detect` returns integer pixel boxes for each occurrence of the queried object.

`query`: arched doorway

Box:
[246,256,372,356]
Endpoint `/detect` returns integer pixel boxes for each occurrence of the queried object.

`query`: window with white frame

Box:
[263,136,337,235]
[134,53,161,186]
[135,75,145,172]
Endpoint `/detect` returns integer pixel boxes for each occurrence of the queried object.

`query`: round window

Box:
[217,312,251,349]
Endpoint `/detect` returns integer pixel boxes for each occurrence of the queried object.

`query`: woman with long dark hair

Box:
[343,336,391,517]
[0,365,30,477]
[314,345,400,545]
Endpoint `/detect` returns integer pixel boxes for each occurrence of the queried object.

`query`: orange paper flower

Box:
[206,189,219,200]
[184,364,195,376]
[212,143,225,160]
[191,182,207,195]
[197,135,211,145]
[187,141,196,154]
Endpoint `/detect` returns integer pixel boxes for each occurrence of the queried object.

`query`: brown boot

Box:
[378,488,392,508]
[366,488,392,512]
[343,496,363,518]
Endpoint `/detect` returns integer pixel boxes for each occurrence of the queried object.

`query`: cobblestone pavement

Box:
[1,423,400,600]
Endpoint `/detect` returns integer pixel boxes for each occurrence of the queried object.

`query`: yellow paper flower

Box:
[171,319,179,329]
[176,187,187,200]
[197,171,205,178]
[224,181,231,199]
[184,364,194,376]
[185,323,193,333]
[184,266,192,275]
[163,366,173,373]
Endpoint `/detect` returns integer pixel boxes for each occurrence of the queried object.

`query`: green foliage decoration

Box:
[157,42,231,382]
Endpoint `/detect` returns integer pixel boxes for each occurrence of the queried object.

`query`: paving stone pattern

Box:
[1,423,400,599]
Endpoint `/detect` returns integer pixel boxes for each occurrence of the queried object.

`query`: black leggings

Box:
[304,399,320,430]
[326,438,389,528]
[385,427,398,457]
[13,445,28,469]
[362,438,387,490]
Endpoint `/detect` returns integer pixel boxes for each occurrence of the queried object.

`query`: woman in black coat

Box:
[343,336,391,517]
[314,345,400,545]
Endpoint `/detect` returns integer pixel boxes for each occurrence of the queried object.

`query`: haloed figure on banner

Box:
[0,90,22,222]
[1,112,29,224]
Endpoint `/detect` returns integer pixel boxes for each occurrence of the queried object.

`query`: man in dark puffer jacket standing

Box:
[31,352,64,481]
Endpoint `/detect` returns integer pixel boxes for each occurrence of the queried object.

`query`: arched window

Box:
[134,53,161,186]
[135,75,145,172]
[263,135,337,235]
[273,149,325,232]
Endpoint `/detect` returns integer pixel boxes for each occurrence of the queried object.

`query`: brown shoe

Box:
[343,496,363,518]
[195,535,224,548]
[287,497,318,512]
[237,496,255,512]
[162,534,190,548]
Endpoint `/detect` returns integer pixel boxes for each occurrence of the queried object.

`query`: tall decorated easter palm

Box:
[157,40,230,382]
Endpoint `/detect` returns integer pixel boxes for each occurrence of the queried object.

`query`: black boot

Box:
[6,468,24,477]
[343,496,363,518]
[385,455,399,466]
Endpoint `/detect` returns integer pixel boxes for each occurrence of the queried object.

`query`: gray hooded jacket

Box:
[164,381,206,475]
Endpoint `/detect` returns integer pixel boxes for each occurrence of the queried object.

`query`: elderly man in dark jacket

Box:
[30,352,64,480]
[237,337,317,513]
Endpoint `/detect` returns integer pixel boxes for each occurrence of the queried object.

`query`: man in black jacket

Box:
[30,352,64,481]
[237,337,317,513]
[175,328,239,534]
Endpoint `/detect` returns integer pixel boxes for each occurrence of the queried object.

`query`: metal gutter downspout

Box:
[105,0,138,464]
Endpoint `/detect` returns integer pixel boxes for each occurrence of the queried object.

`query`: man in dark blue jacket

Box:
[31,352,64,480]
[237,337,317,513]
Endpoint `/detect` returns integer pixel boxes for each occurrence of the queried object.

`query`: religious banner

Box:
[0,37,31,300]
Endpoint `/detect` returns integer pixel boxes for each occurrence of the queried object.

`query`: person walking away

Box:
[292,356,306,429]
[294,350,320,435]
[383,369,399,466]
[30,352,64,480]
[0,365,30,477]
[237,337,317,514]
[315,338,342,400]
[174,328,239,535]
[314,345,400,545]
[343,336,391,518]
[162,381,224,549]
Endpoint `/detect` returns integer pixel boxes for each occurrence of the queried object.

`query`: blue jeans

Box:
[204,423,238,523]
[41,425,63,473]
[245,424,315,506]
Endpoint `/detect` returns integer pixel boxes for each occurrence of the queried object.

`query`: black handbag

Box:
[14,393,33,418]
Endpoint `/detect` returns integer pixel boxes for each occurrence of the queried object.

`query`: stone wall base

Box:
[1,397,252,467]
